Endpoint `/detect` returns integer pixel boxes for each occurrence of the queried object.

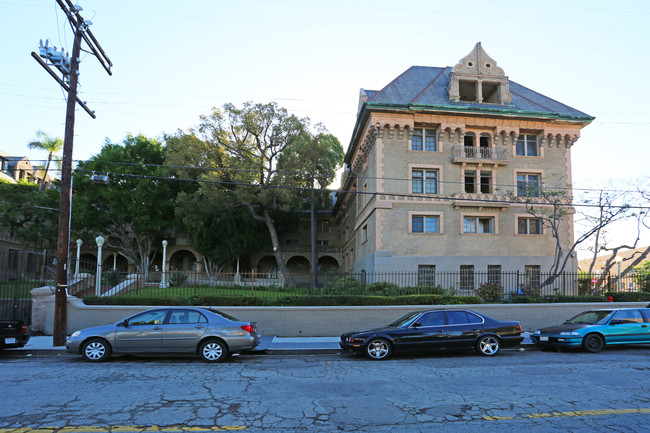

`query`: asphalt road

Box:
[1,347,649,432]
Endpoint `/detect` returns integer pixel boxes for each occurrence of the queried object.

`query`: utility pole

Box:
[33,0,112,346]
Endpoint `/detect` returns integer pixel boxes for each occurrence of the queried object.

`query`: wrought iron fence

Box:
[72,269,642,300]
[0,250,57,324]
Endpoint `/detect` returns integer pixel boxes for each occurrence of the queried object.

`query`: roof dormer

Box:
[448,42,512,105]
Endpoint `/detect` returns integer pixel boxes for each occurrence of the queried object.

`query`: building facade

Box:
[334,43,593,280]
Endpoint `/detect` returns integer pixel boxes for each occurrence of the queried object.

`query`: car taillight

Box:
[241,324,255,333]
[19,326,27,334]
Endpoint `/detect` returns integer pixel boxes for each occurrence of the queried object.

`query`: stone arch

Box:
[257,255,279,275]
[318,256,340,272]
[286,255,310,273]
[169,249,198,271]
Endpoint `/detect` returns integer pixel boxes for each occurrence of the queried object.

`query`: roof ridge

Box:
[409,67,448,104]
[367,66,420,103]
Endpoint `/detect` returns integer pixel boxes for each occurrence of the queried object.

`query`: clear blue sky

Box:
[2,0,649,254]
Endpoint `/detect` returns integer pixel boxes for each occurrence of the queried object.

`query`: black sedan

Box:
[340,309,523,360]
[0,320,30,349]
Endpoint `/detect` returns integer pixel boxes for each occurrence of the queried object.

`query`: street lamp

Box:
[159,240,168,288]
[615,256,623,292]
[95,236,105,296]
[74,239,82,277]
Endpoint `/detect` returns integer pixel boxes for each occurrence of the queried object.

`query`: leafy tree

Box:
[195,101,344,285]
[165,131,266,275]
[72,135,179,278]
[28,130,63,191]
[0,180,59,249]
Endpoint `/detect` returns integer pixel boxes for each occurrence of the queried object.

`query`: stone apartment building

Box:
[334,43,594,284]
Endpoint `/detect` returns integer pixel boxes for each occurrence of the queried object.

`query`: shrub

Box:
[605,291,650,302]
[103,270,122,288]
[322,277,365,295]
[169,271,188,287]
[475,283,504,302]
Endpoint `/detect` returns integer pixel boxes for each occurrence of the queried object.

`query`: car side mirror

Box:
[412,322,422,328]
[119,319,129,327]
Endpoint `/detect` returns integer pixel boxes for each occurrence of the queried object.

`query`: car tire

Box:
[475,335,500,356]
[82,338,112,362]
[582,333,604,353]
[365,338,391,360]
[199,339,229,363]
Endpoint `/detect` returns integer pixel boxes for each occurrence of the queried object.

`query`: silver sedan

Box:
[65,307,261,362]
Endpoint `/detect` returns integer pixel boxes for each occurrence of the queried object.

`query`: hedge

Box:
[80,292,650,307]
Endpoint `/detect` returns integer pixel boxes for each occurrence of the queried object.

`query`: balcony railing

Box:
[452,146,508,163]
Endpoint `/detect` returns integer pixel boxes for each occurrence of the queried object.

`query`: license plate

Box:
[540,336,548,342]
[4,338,16,344]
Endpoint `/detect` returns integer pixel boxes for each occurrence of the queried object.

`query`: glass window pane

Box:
[425,130,437,151]
[518,218,528,234]
[419,311,445,326]
[412,134,423,151]
[464,217,476,233]
[425,171,438,194]
[412,216,423,233]
[447,311,469,325]
[516,137,525,155]
[527,136,538,156]
[425,216,438,233]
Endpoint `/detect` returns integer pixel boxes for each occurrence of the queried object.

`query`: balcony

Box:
[452,146,508,165]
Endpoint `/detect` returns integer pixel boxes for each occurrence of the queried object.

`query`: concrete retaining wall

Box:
[34,290,648,336]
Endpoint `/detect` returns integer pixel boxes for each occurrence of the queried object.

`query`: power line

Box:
[72,169,650,212]
[69,159,650,196]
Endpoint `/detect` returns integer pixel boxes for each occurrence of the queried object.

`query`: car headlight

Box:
[70,331,81,338]
[559,331,580,336]
[349,337,365,343]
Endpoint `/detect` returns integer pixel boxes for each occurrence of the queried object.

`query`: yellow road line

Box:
[484,407,650,421]
[0,426,246,433]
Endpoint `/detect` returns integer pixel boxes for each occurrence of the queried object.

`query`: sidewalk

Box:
[2,333,535,355]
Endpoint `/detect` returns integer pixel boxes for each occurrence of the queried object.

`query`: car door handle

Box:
[194,325,204,329]
[153,326,162,330]
[642,325,647,328]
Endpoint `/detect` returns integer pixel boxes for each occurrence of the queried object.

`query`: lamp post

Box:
[615,256,623,292]
[159,240,168,288]
[95,236,105,296]
[74,239,82,277]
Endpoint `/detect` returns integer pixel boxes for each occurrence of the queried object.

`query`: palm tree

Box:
[28,130,63,191]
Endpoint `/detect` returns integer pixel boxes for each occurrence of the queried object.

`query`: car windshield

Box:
[388,312,422,327]
[565,310,614,325]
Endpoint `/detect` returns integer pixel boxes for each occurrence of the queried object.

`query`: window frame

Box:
[409,211,443,234]
[410,167,439,195]
[411,128,438,152]
[516,171,543,197]
[462,214,497,235]
[517,216,543,235]
[515,134,540,157]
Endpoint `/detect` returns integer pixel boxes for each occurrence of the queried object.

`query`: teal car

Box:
[531,308,650,353]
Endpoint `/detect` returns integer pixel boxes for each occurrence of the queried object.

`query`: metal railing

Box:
[452,146,508,161]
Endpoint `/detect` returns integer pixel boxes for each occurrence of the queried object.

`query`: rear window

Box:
[207,309,239,322]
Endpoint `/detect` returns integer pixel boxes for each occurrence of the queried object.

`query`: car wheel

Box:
[365,338,391,360]
[475,335,500,356]
[82,338,112,362]
[582,334,604,353]
[199,339,229,363]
